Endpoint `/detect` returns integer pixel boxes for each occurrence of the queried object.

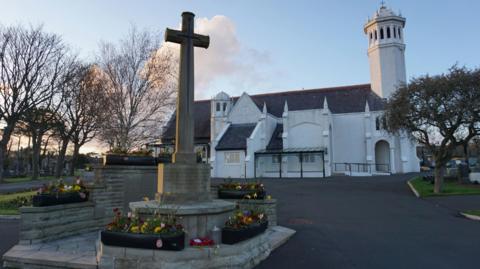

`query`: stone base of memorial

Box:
[222,221,268,244]
[98,225,296,269]
[32,192,89,207]
[130,199,235,242]
[217,189,266,199]
[103,154,156,166]
[101,231,185,251]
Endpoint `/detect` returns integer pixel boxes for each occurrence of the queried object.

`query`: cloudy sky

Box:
[1,0,479,152]
[2,0,479,99]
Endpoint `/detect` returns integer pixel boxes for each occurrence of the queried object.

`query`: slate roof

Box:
[266,124,283,150]
[215,124,256,150]
[162,99,211,145]
[162,84,384,143]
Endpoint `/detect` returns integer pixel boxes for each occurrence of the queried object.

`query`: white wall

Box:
[332,113,367,164]
[283,109,331,177]
[286,109,329,148]
[210,123,230,177]
[215,150,246,178]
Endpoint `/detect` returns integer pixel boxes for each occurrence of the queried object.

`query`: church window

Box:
[223,102,227,111]
[387,27,391,38]
[375,117,381,130]
[393,26,397,38]
[216,102,220,111]
[398,28,401,38]
[370,32,373,40]
[374,30,377,40]
[380,28,384,39]
[303,154,315,163]
[225,152,240,164]
[382,117,388,130]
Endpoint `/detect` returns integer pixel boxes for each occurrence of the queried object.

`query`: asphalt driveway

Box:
[254,174,480,269]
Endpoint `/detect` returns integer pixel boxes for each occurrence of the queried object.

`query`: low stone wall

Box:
[19,202,103,244]
[210,185,277,226]
[98,227,273,269]
[91,165,157,217]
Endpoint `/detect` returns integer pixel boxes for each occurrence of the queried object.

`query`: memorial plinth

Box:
[157,163,211,203]
[131,199,235,241]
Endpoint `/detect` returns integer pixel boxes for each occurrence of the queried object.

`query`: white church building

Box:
[161,5,420,178]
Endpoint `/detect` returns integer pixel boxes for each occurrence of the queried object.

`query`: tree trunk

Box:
[55,138,69,178]
[69,143,81,176]
[0,123,15,183]
[31,133,43,181]
[433,165,445,194]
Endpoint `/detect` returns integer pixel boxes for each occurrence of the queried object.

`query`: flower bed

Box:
[218,182,266,200]
[101,230,184,251]
[222,209,268,244]
[189,237,215,247]
[101,209,185,251]
[103,149,156,166]
[32,179,89,207]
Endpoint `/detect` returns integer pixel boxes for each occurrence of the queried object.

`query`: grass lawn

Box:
[4,175,57,184]
[409,177,480,197]
[3,170,84,184]
[463,210,480,217]
[0,190,36,215]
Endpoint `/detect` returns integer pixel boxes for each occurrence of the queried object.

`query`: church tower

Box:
[210,91,231,140]
[364,4,406,99]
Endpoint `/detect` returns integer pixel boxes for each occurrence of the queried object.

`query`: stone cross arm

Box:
[165,28,210,49]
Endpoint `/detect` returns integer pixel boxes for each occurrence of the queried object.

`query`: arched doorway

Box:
[375,140,390,172]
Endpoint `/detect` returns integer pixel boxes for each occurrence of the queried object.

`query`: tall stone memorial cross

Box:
[157,12,212,203]
[165,12,209,164]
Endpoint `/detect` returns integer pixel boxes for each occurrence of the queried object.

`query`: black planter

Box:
[101,230,185,251]
[32,192,89,207]
[218,189,266,200]
[103,154,156,166]
[222,221,268,245]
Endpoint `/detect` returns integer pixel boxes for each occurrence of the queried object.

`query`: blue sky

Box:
[1,0,479,99]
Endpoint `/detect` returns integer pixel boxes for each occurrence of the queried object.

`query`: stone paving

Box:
[3,231,98,269]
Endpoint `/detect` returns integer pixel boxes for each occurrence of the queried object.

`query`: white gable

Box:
[228,93,262,124]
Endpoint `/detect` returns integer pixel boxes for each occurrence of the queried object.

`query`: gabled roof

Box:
[162,84,384,143]
[215,124,256,150]
[247,84,384,116]
[162,99,211,144]
[267,124,283,150]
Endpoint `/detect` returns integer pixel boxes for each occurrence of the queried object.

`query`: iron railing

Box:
[333,162,391,175]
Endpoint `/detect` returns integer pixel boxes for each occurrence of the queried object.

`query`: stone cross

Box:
[165,12,209,164]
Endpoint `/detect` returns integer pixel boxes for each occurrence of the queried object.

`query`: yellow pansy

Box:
[154,226,162,233]
[140,223,148,233]
[130,226,139,233]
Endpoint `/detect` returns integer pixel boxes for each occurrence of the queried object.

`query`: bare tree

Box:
[17,108,61,180]
[98,26,176,152]
[68,65,107,176]
[0,25,74,182]
[53,64,107,177]
[384,66,480,193]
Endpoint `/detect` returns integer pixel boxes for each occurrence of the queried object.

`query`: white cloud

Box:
[159,15,272,99]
